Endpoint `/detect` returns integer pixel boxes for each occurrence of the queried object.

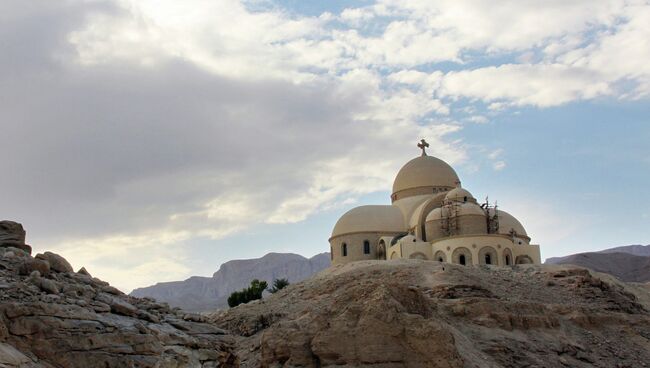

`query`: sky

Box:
[1,0,649,292]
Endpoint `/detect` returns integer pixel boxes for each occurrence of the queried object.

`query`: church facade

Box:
[329,140,541,266]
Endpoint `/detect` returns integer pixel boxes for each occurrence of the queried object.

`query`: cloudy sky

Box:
[2,0,649,292]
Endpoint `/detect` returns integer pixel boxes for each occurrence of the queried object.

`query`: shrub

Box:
[268,278,290,293]
[227,279,268,308]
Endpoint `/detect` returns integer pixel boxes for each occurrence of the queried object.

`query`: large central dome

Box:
[392,155,460,201]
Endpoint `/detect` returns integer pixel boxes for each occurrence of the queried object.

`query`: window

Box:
[463,196,468,202]
[330,247,333,260]
[505,255,511,266]
[438,257,443,262]
[459,254,466,265]
[342,243,347,257]
[363,240,370,254]
[485,254,492,265]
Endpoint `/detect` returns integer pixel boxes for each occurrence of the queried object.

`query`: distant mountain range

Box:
[130,252,330,312]
[545,244,650,283]
[132,244,649,312]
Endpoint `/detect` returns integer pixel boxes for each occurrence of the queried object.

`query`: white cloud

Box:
[4,0,650,291]
[488,149,503,160]
[492,161,506,171]
[467,115,488,124]
[440,64,612,107]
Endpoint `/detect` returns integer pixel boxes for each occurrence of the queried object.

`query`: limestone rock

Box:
[35,251,73,273]
[0,221,32,255]
[0,343,41,367]
[18,258,50,276]
[209,260,650,368]
[0,243,237,367]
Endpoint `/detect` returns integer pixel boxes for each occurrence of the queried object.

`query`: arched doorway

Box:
[452,247,472,265]
[478,246,498,266]
[502,248,513,266]
[434,250,447,263]
[377,240,386,260]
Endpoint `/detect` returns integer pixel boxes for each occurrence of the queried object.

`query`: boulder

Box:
[36,252,73,273]
[0,221,25,245]
[0,221,32,255]
[0,245,236,367]
[18,259,50,276]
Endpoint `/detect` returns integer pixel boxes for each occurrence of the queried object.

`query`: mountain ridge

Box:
[545,244,650,283]
[130,252,330,311]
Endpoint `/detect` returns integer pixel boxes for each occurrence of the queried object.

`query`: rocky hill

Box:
[546,245,650,282]
[208,260,650,368]
[0,221,236,367]
[131,252,330,312]
[3,221,650,367]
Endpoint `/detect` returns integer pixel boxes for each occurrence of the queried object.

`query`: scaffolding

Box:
[481,196,500,234]
[440,201,461,236]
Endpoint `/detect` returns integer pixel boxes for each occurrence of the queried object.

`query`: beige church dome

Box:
[445,187,476,203]
[331,205,406,238]
[426,202,484,222]
[392,155,460,199]
[488,209,528,237]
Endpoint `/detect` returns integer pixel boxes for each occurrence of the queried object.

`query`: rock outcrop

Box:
[0,245,237,367]
[131,252,331,312]
[208,260,650,368]
[0,221,31,255]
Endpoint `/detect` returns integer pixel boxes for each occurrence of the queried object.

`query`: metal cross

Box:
[417,139,429,156]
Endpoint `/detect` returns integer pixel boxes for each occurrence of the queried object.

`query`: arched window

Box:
[463,196,468,202]
[330,247,333,260]
[459,254,466,265]
[363,240,370,254]
[505,255,511,265]
[485,254,492,265]
[342,243,347,257]
[438,257,443,262]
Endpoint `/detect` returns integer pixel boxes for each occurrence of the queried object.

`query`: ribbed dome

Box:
[392,155,460,197]
[331,205,406,238]
[488,209,528,237]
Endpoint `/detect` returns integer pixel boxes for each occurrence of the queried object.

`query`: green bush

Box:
[227,279,268,308]
[268,278,290,293]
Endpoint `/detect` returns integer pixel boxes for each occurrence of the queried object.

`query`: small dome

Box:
[457,202,485,216]
[331,205,406,238]
[445,187,476,204]
[426,203,484,222]
[392,155,460,198]
[488,209,528,237]
[425,206,448,222]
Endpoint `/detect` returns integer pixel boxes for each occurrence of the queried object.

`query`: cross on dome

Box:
[417,139,429,156]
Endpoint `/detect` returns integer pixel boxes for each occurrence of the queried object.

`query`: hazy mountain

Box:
[599,244,650,257]
[545,244,650,282]
[130,252,331,312]
[545,244,649,264]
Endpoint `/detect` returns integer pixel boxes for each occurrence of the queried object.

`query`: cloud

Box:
[439,64,612,107]
[1,1,467,291]
[2,0,650,291]
[492,161,506,171]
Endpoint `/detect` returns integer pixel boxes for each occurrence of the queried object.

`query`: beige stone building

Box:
[329,139,541,266]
